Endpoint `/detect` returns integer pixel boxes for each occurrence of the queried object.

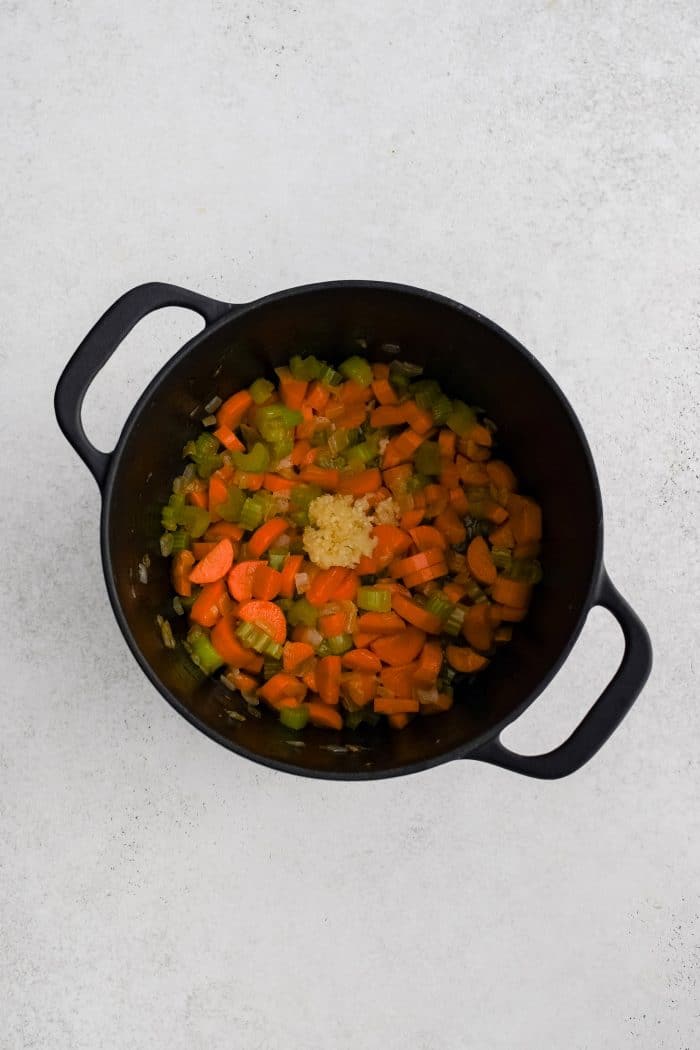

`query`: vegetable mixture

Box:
[158,354,543,733]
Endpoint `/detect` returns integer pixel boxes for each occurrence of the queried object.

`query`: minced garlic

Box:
[372,496,399,525]
[303,494,377,569]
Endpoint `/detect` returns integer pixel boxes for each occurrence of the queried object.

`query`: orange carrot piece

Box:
[446,645,489,672]
[258,673,306,705]
[251,565,282,601]
[305,702,343,730]
[213,425,245,452]
[400,401,434,435]
[307,567,357,606]
[205,522,244,543]
[282,641,315,673]
[400,509,424,530]
[402,561,448,588]
[211,617,261,670]
[457,458,491,485]
[466,536,497,585]
[382,428,425,469]
[342,649,382,673]
[415,639,443,686]
[278,553,304,598]
[462,603,494,652]
[353,631,380,649]
[192,541,217,561]
[465,439,491,462]
[433,506,467,546]
[305,380,330,413]
[467,422,493,447]
[247,518,288,558]
[380,662,419,696]
[486,459,517,491]
[438,429,457,458]
[338,379,373,405]
[277,367,308,411]
[370,626,426,666]
[493,604,528,622]
[297,465,340,490]
[442,580,468,603]
[374,696,419,715]
[449,487,470,516]
[409,525,448,551]
[337,468,382,496]
[316,655,342,705]
[391,592,443,634]
[172,550,195,597]
[370,405,407,428]
[189,538,235,585]
[340,672,377,707]
[491,577,533,608]
[227,560,267,602]
[237,600,287,643]
[318,610,349,638]
[262,473,296,492]
[390,547,445,578]
[186,486,209,509]
[488,522,515,547]
[357,611,405,636]
[387,713,411,729]
[371,377,399,405]
[216,390,253,429]
[190,579,227,628]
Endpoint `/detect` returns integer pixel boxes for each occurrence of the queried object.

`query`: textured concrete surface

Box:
[1,2,699,1048]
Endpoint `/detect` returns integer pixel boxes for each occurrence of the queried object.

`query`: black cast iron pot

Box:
[55,281,652,780]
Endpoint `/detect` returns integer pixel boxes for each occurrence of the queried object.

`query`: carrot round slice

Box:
[491,577,533,608]
[211,617,261,669]
[462,603,493,652]
[189,538,234,585]
[341,649,382,673]
[172,550,195,597]
[466,536,497,585]
[227,560,267,602]
[316,655,341,705]
[409,525,448,552]
[370,626,426,666]
[237,600,287,644]
[189,579,227,628]
[446,645,489,673]
[374,696,420,715]
[391,592,443,634]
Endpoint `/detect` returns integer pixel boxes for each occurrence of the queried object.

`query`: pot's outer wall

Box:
[105,286,600,776]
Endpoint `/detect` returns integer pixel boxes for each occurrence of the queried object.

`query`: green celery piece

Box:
[414,442,441,476]
[249,377,275,404]
[326,633,353,655]
[339,355,372,387]
[215,486,246,522]
[268,551,286,571]
[255,404,303,440]
[232,442,270,473]
[286,598,318,628]
[239,497,265,532]
[289,354,323,381]
[279,706,309,730]
[180,506,210,538]
[356,587,392,612]
[446,400,477,437]
[186,627,224,674]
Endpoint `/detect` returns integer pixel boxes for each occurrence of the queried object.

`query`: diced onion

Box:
[416,687,439,705]
[295,572,310,593]
[205,395,223,413]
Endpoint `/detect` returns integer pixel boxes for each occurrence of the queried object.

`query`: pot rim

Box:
[99,279,604,779]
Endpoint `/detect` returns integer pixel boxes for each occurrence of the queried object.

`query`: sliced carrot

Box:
[371,626,426,666]
[486,459,517,491]
[391,592,443,634]
[491,577,533,608]
[225,669,259,693]
[298,465,340,490]
[305,702,342,730]
[342,649,382,673]
[423,484,449,517]
[278,553,304,598]
[488,522,515,548]
[216,390,253,429]
[402,561,448,588]
[390,547,445,578]
[340,672,377,707]
[438,429,456,458]
[336,468,382,496]
[305,381,330,413]
[387,713,411,729]
[190,579,227,627]
[258,673,306,705]
[493,603,528,622]
[227,560,267,602]
[233,470,264,491]
[282,641,315,673]
[357,611,405,636]
[211,617,261,669]
[457,457,491,486]
[440,459,460,489]
[371,377,399,405]
[409,525,447,552]
[372,362,390,379]
[443,580,469,603]
[172,550,195,597]
[400,401,433,435]
[464,438,491,462]
[262,472,296,492]
[186,486,209,509]
[290,439,311,467]
[251,565,282,601]
[374,696,419,715]
[307,567,357,606]
[316,655,341,705]
[420,692,454,714]
[370,405,407,428]
[237,600,287,643]
[192,542,217,561]
[356,553,379,575]
[371,524,412,569]
[449,487,470,516]
[205,522,244,543]
[466,536,497,585]
[247,518,289,558]
[318,610,349,638]
[213,424,245,452]
[507,494,542,544]
[462,603,493,652]
[380,662,419,696]
[433,506,467,546]
[400,509,425,529]
[467,422,493,447]
[446,645,489,672]
[276,367,308,411]
[382,463,412,495]
[382,428,425,469]
[415,639,443,686]
[337,379,373,405]
[189,538,234,585]
[352,630,380,649]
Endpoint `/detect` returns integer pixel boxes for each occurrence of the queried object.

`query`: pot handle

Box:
[471,569,652,779]
[54,282,232,489]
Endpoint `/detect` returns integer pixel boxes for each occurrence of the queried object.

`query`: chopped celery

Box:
[279,705,309,730]
[391,360,424,378]
[255,404,302,440]
[424,591,453,620]
[310,427,331,447]
[263,657,283,679]
[446,400,477,437]
[290,484,322,523]
[239,496,265,532]
[339,355,372,387]
[185,432,223,478]
[289,354,323,381]
[286,598,318,628]
[235,621,283,659]
[405,473,429,493]
[431,393,452,425]
[170,529,191,551]
[268,551,286,571]
[414,442,441,476]
[180,506,210,538]
[443,604,466,636]
[490,546,513,572]
[185,626,225,674]
[326,633,353,655]
[357,587,392,612]
[215,486,246,522]
[328,428,359,456]
[317,363,343,386]
[269,434,294,463]
[161,492,186,531]
[508,559,543,584]
[345,708,380,730]
[249,377,275,404]
[232,442,270,473]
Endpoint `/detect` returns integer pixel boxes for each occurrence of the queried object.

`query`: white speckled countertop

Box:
[2,2,699,1047]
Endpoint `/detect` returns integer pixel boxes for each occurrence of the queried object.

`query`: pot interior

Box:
[105,284,601,777]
